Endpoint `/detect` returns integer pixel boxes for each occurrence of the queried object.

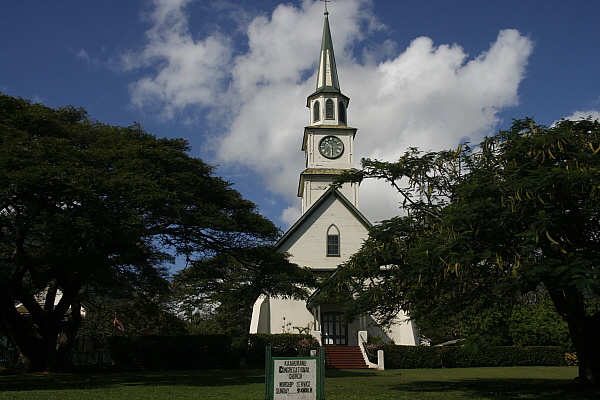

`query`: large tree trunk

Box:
[0,284,76,372]
[548,285,600,388]
[0,289,51,371]
[57,301,82,369]
[567,313,600,387]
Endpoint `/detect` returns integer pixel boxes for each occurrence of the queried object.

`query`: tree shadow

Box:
[0,369,266,392]
[390,378,599,400]
[324,369,380,378]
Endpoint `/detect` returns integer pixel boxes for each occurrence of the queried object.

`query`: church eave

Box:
[276,186,372,250]
[297,168,359,197]
[306,89,349,107]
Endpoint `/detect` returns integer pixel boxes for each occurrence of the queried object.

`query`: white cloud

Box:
[76,49,91,63]
[560,110,600,123]
[125,0,533,227]
[122,0,233,120]
[281,205,302,228]
[75,48,101,67]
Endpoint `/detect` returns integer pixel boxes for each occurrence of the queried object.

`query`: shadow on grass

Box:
[324,369,380,378]
[390,378,600,400]
[0,367,383,393]
[0,369,266,392]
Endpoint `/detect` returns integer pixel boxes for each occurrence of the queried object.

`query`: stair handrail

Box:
[358,335,377,358]
[357,331,380,369]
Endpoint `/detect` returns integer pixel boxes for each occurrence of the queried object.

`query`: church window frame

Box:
[313,100,320,122]
[338,101,346,125]
[326,225,340,257]
[325,99,335,120]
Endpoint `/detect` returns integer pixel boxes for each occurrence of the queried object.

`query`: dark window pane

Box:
[325,99,334,119]
[327,234,339,255]
[338,101,346,124]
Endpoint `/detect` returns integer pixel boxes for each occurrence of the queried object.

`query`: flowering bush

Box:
[297,337,320,357]
[365,343,381,353]
[565,352,578,366]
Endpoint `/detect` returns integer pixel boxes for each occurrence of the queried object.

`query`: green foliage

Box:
[508,293,572,350]
[318,117,600,385]
[377,345,443,369]
[565,352,578,366]
[441,346,566,368]
[108,334,232,370]
[245,333,320,367]
[416,302,514,347]
[376,345,565,369]
[172,250,315,338]
[107,333,319,370]
[77,294,188,350]
[0,93,285,371]
[416,290,573,350]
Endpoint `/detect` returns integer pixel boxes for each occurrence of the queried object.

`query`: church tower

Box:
[299,11,359,214]
[249,8,419,350]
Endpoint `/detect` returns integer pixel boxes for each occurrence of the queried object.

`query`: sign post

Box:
[265,346,325,400]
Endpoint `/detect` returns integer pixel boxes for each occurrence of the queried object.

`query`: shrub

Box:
[565,352,578,366]
[108,334,232,370]
[508,295,573,351]
[441,346,565,368]
[378,345,443,369]
[378,345,566,369]
[245,333,319,368]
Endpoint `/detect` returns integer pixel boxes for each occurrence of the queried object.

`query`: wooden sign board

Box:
[265,347,325,400]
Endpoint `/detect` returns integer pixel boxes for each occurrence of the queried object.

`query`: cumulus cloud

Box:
[122,0,233,120]
[560,110,600,122]
[281,205,302,228]
[125,0,534,226]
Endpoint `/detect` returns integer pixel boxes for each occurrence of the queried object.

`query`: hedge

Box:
[373,345,566,369]
[108,334,232,370]
[108,333,320,370]
[441,346,565,368]
[245,333,320,368]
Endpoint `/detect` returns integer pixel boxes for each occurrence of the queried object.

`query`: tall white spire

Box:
[307,10,349,127]
[300,9,358,213]
[315,11,340,94]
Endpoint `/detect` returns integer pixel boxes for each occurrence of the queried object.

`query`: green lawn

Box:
[0,367,596,399]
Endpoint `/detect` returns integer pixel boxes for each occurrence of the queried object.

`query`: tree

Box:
[415,289,573,349]
[0,93,290,371]
[77,293,189,350]
[508,291,572,350]
[319,118,600,387]
[172,246,314,337]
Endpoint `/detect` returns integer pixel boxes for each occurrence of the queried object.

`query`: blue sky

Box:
[2,0,599,232]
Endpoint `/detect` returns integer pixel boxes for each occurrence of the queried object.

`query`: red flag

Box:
[113,317,125,332]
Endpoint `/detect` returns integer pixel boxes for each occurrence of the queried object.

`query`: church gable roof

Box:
[276,186,371,249]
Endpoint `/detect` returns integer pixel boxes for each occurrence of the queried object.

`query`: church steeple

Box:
[307,11,349,127]
[315,11,340,95]
[300,9,358,214]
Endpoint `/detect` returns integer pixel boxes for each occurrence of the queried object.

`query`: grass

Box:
[0,366,597,399]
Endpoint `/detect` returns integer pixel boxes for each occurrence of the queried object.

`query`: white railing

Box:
[357,331,384,370]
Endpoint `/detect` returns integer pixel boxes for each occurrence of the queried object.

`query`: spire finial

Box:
[320,0,330,14]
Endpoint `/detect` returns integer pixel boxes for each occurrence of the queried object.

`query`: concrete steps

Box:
[324,346,369,369]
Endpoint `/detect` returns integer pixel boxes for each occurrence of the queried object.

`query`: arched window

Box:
[327,225,340,256]
[338,101,346,125]
[313,101,320,122]
[325,99,334,120]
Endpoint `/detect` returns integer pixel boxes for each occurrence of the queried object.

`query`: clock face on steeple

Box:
[319,135,344,159]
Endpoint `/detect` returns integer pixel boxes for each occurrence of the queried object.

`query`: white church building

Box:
[249,10,418,351]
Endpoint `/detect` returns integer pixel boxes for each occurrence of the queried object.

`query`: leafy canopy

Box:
[318,118,600,344]
[0,93,294,370]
